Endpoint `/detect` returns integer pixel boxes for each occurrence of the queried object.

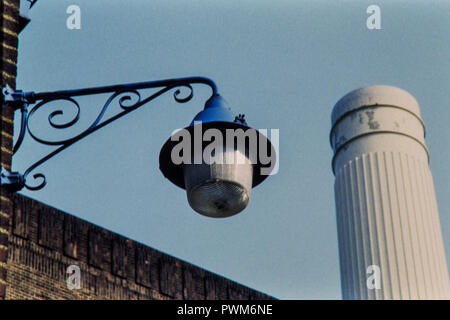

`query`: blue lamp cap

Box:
[190,94,246,126]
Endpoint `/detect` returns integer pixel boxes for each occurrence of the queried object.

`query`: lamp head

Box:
[159,94,276,218]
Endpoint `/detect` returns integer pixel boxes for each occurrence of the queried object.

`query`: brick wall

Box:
[0,0,21,299]
[5,193,274,300]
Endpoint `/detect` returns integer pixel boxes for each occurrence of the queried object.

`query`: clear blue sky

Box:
[13,0,450,299]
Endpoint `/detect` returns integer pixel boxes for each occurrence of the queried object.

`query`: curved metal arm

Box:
[2,76,217,191]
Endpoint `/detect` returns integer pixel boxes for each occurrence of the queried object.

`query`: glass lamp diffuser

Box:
[183,146,253,218]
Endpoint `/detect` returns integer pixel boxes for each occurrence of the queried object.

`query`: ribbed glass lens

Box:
[183,148,253,218]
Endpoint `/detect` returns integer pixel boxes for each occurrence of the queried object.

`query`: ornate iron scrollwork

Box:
[1,77,217,191]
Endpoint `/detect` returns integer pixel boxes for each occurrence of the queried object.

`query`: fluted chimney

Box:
[330,85,450,299]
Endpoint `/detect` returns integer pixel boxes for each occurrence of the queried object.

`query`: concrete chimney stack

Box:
[330,85,450,299]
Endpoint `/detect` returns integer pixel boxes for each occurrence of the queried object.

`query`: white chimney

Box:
[330,85,450,299]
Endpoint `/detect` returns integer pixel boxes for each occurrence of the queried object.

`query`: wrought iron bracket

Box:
[2,85,33,109]
[0,77,218,191]
[0,167,25,192]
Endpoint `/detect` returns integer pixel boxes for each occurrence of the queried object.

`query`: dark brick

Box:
[1,33,18,53]
[0,151,12,166]
[135,244,152,288]
[12,196,29,239]
[1,104,15,120]
[0,248,7,262]
[1,134,12,150]
[205,275,228,300]
[64,215,89,261]
[0,233,7,247]
[0,121,13,136]
[0,215,9,230]
[0,59,16,77]
[3,3,20,21]
[2,18,19,34]
[228,282,250,300]
[0,266,6,279]
[2,46,18,63]
[159,256,182,299]
[183,266,205,300]
[38,208,63,251]
[64,215,81,259]
[111,237,129,278]
[88,227,111,271]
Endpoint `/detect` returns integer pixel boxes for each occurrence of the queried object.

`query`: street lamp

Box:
[1,77,276,217]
